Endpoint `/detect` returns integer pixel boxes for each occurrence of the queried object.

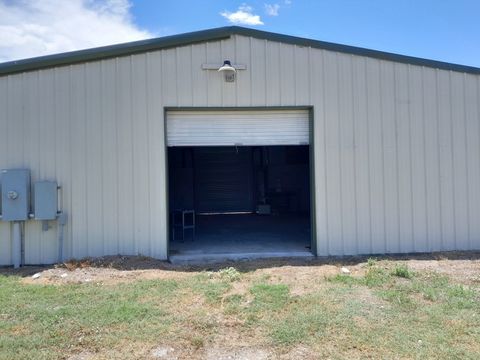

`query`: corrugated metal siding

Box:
[166,110,310,146]
[1,34,479,264]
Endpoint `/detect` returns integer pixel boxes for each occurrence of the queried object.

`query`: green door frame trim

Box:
[163,106,317,258]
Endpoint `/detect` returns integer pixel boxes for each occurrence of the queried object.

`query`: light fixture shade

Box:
[218,60,236,72]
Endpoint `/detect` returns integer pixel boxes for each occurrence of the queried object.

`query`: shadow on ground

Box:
[1,251,480,278]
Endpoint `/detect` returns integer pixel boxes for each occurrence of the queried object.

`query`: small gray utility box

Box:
[1,169,30,221]
[34,181,58,220]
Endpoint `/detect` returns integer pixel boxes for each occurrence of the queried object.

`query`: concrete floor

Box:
[169,214,312,263]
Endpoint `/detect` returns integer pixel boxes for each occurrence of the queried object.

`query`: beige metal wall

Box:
[1,34,479,264]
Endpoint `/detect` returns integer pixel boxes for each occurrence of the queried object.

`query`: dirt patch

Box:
[19,256,193,285]
[22,266,190,285]
[277,345,317,360]
[7,251,480,287]
[67,351,95,360]
[150,345,177,359]
[405,259,480,284]
[21,262,357,288]
[253,264,365,295]
[205,347,272,360]
[19,255,367,287]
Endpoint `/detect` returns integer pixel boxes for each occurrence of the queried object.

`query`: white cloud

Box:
[264,3,280,16]
[284,0,292,4]
[0,0,153,63]
[265,4,280,16]
[220,4,264,26]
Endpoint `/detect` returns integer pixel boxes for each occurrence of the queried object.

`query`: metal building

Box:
[0,26,479,265]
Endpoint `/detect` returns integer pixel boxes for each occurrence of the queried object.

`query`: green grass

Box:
[250,283,290,310]
[0,261,479,359]
[0,277,180,359]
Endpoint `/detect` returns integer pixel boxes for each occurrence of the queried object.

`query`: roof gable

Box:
[1,26,479,76]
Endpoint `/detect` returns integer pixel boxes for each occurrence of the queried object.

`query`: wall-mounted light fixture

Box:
[202,60,246,83]
[218,60,236,72]
[218,60,237,82]
[218,60,236,82]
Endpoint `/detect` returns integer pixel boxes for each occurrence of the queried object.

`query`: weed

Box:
[217,267,241,282]
[364,266,390,287]
[190,336,204,349]
[391,264,414,279]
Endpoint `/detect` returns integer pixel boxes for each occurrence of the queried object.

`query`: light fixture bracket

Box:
[201,60,246,83]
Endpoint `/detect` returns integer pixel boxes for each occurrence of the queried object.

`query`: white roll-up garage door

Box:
[166,110,310,146]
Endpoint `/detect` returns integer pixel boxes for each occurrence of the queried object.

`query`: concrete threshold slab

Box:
[169,251,314,264]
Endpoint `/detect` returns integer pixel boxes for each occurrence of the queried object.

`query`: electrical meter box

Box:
[34,181,58,220]
[1,169,30,221]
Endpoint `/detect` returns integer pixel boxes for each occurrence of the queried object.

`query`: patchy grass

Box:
[1,260,479,359]
[250,283,290,310]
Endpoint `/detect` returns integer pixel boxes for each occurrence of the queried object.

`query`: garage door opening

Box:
[167,145,312,260]
[165,109,314,261]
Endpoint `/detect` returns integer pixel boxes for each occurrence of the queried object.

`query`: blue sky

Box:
[130,0,480,67]
[1,0,479,67]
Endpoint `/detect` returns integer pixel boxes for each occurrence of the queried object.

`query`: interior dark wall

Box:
[168,145,310,214]
[168,148,194,210]
[263,146,310,213]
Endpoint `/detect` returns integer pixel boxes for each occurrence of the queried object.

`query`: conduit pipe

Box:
[57,213,67,263]
[12,222,21,269]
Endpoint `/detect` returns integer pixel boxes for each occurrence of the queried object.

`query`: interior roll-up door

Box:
[166,110,310,146]
[194,147,253,213]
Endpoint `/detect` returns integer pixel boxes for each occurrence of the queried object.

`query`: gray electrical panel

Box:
[34,181,58,220]
[1,169,30,221]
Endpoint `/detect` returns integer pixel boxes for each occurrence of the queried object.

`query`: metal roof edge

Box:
[0,25,479,76]
[230,26,480,75]
[0,27,233,76]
